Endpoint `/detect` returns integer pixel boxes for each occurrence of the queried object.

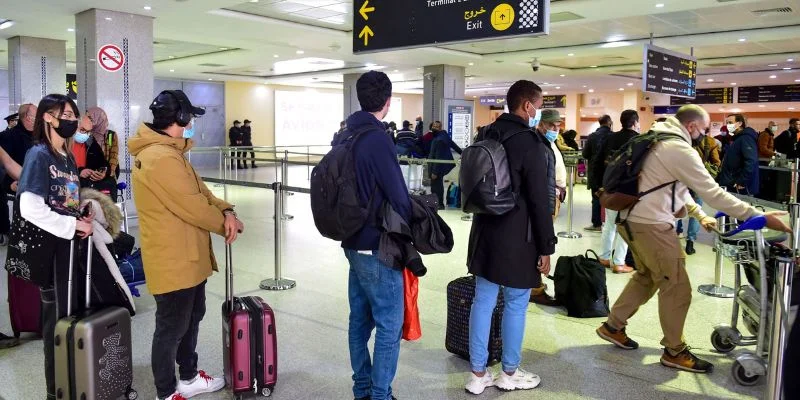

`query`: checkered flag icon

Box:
[519,0,540,29]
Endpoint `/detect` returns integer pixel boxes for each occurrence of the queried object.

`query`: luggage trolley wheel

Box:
[126,387,138,400]
[732,357,765,386]
[710,325,739,353]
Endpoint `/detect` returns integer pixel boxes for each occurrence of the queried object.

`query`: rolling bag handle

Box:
[64,238,93,315]
[225,244,234,314]
[66,240,75,317]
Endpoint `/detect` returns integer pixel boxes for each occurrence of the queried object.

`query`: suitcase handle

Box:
[225,244,234,314]
[65,237,94,317]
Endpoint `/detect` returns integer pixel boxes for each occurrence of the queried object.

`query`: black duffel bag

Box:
[552,250,610,318]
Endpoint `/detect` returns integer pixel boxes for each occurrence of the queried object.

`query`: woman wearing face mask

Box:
[72,108,118,200]
[15,93,93,400]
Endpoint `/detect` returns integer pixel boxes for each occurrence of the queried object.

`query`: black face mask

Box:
[53,118,78,139]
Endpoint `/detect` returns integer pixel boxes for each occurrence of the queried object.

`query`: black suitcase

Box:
[445,276,503,362]
[54,239,137,400]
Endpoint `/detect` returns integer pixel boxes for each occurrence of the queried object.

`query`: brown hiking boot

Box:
[596,322,639,350]
[612,264,634,274]
[660,348,714,373]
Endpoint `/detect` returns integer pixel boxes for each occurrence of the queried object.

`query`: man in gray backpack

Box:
[465,80,556,394]
[596,104,790,374]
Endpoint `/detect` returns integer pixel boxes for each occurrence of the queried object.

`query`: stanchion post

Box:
[557,164,582,239]
[791,158,799,204]
[260,182,296,291]
[281,150,294,221]
[698,214,734,298]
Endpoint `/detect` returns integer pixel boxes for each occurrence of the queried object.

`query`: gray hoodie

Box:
[622,116,760,226]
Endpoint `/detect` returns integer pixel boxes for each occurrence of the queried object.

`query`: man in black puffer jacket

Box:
[718,113,759,196]
[582,115,613,231]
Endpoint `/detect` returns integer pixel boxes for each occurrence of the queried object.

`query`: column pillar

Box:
[564,92,581,131]
[343,73,361,120]
[76,8,153,199]
[7,36,66,112]
[423,65,465,126]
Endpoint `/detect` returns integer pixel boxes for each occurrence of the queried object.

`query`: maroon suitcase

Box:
[222,245,277,399]
[8,272,42,337]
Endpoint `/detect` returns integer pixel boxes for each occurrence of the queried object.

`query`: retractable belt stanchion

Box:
[698,213,735,298]
[260,181,296,291]
[765,203,799,399]
[281,150,294,221]
[557,163,582,239]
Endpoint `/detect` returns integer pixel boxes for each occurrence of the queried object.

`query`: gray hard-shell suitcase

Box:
[54,239,137,400]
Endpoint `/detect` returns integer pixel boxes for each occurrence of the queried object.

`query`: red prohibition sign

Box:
[98,44,124,72]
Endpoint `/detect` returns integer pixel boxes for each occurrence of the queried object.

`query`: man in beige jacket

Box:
[130,90,244,400]
[595,105,790,374]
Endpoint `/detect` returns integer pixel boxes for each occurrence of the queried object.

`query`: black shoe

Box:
[251,164,258,168]
[243,165,249,169]
[660,347,714,373]
[0,332,20,349]
[685,240,696,255]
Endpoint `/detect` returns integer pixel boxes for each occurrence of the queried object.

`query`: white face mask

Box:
[770,126,778,133]
[726,123,737,133]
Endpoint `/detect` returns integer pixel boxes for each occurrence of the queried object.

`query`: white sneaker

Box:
[465,371,496,395]
[158,393,187,400]
[494,368,541,391]
[176,370,226,398]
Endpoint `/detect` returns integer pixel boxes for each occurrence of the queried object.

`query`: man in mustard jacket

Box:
[130,90,244,400]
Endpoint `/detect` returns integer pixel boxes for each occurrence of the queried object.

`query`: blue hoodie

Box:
[340,111,412,250]
[718,127,760,195]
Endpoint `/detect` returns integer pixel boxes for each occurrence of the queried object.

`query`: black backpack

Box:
[553,250,610,318]
[597,130,683,213]
[459,125,529,215]
[310,126,375,241]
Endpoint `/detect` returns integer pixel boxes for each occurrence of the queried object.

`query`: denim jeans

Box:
[676,197,703,241]
[152,281,207,399]
[469,276,532,373]
[344,249,404,400]
[600,209,628,265]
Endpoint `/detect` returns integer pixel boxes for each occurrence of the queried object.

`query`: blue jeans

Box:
[676,197,703,241]
[344,249,404,400]
[469,276,532,373]
[600,208,628,265]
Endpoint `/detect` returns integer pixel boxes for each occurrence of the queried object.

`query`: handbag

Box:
[402,268,422,341]
[4,201,62,287]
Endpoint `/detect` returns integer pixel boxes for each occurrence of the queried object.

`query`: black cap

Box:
[243,119,251,124]
[4,113,18,122]
[150,90,206,118]
[234,120,241,125]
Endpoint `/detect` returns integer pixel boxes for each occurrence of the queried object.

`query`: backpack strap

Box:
[584,249,600,260]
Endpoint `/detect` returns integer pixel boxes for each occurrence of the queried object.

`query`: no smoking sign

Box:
[97,44,124,72]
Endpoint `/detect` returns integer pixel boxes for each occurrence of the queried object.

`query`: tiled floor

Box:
[0,165,773,399]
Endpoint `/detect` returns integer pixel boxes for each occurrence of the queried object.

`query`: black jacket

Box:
[0,124,33,192]
[775,129,799,159]
[378,194,453,276]
[228,126,243,146]
[601,128,638,166]
[718,127,760,195]
[582,125,612,190]
[241,126,253,145]
[467,113,557,289]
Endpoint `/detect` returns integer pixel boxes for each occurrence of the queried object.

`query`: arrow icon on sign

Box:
[359,0,375,20]
[359,25,374,46]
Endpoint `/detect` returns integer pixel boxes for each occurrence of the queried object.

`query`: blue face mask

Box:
[182,119,196,139]
[73,132,91,144]
[545,130,558,142]
[528,108,542,128]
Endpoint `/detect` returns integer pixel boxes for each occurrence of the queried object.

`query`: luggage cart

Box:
[708,212,789,386]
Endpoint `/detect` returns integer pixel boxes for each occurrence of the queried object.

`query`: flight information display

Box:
[670,87,733,105]
[737,84,800,103]
[643,44,697,99]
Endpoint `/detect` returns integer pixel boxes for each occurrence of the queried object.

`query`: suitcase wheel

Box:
[261,386,272,397]
[126,387,138,400]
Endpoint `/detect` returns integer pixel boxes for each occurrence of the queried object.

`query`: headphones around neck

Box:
[165,90,192,127]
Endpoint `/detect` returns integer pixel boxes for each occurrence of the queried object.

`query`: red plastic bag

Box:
[403,268,422,341]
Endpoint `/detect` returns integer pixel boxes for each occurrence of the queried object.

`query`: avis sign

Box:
[353,0,550,54]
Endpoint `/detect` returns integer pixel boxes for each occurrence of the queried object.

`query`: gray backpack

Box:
[459,126,529,215]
